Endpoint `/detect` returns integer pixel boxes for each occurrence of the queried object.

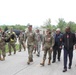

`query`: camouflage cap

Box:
[36,28,39,30]
[47,28,51,31]
[46,28,51,34]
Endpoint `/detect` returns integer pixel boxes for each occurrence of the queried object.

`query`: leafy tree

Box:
[43,18,52,29]
[57,18,67,32]
[67,21,76,32]
[4,26,8,32]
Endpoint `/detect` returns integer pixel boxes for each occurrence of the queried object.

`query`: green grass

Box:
[5,44,19,53]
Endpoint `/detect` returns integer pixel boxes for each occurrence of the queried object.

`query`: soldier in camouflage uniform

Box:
[35,29,42,57]
[40,29,55,66]
[18,30,25,52]
[25,25,36,64]
[0,28,6,61]
[7,28,17,56]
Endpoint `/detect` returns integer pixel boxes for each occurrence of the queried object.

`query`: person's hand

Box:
[34,45,36,48]
[59,46,62,49]
[1,37,5,40]
[50,47,53,52]
[60,38,62,41]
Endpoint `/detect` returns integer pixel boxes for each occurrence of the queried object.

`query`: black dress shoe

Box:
[58,59,60,61]
[52,61,55,63]
[68,66,71,69]
[37,54,40,57]
[63,69,67,72]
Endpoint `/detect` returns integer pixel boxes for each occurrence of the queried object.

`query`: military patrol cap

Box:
[36,28,39,30]
[47,28,51,34]
[47,28,51,31]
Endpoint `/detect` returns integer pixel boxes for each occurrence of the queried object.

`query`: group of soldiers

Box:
[0,25,76,72]
[0,28,17,61]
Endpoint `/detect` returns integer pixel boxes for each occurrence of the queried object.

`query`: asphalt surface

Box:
[0,48,76,75]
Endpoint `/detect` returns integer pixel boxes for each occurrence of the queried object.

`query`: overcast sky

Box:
[0,0,76,27]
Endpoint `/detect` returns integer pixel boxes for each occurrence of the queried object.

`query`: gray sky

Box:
[0,0,76,27]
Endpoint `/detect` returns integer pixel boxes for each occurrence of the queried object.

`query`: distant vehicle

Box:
[5,29,21,37]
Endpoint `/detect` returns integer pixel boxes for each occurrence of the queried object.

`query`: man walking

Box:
[40,29,54,66]
[35,29,42,57]
[62,26,76,72]
[0,28,6,61]
[52,28,63,63]
[7,28,17,56]
[25,25,36,64]
[18,30,25,52]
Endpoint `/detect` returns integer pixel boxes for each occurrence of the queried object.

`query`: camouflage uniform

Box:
[18,31,25,52]
[42,30,46,42]
[25,25,36,64]
[0,31,6,61]
[40,29,55,66]
[35,29,42,56]
[7,29,17,56]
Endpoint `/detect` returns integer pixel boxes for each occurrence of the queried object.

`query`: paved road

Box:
[0,49,76,75]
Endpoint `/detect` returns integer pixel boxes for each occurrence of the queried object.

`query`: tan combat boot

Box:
[0,56,2,60]
[14,51,16,54]
[48,59,51,65]
[1,57,5,61]
[19,50,21,52]
[8,53,11,56]
[40,60,45,66]
[27,58,30,65]
[30,58,33,62]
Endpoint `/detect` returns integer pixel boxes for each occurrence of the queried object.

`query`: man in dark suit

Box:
[62,26,76,72]
[52,28,63,63]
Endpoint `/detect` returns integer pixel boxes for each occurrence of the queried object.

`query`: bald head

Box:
[65,26,71,33]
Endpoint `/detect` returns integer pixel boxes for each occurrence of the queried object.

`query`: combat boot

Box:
[27,60,30,65]
[24,49,25,51]
[1,57,5,61]
[14,51,16,54]
[0,56,2,60]
[29,58,33,62]
[27,58,30,65]
[19,50,21,52]
[40,60,45,66]
[48,59,51,65]
[8,53,11,56]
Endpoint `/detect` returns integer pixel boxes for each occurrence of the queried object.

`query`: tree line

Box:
[0,18,76,33]
[0,24,27,32]
[42,18,76,33]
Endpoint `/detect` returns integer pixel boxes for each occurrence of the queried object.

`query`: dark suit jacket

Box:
[62,32,76,50]
[53,33,63,48]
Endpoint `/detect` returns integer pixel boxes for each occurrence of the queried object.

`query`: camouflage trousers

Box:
[19,41,25,51]
[8,43,16,54]
[43,47,52,60]
[0,46,6,57]
[36,43,41,55]
[27,45,34,60]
